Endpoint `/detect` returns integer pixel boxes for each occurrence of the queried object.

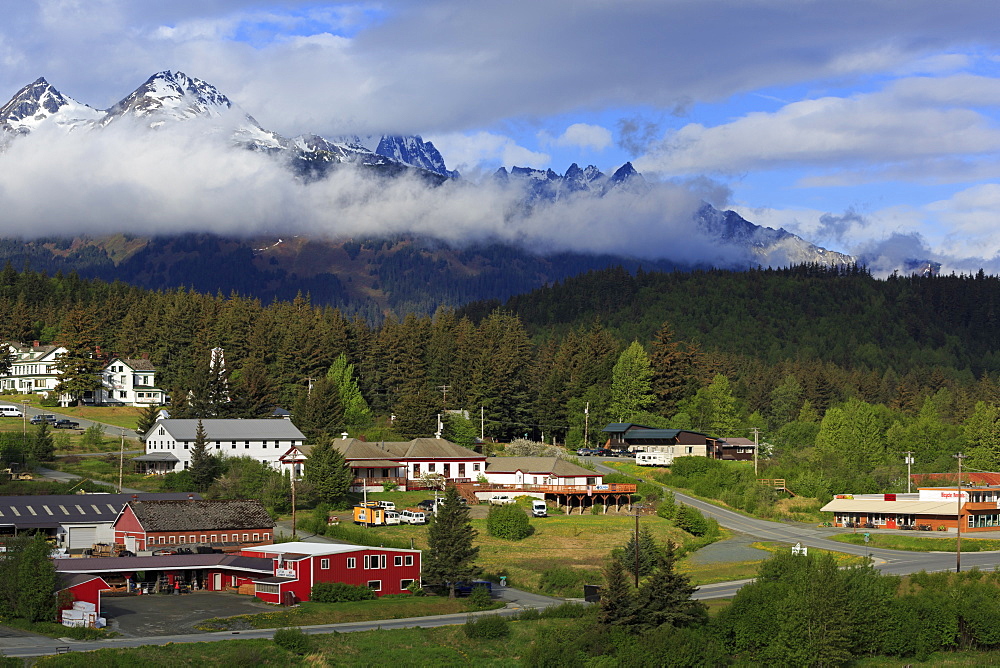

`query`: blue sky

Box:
[3,1,1000,271]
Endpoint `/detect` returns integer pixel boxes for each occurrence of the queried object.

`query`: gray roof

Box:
[0,493,201,528]
[56,553,272,575]
[327,438,483,462]
[132,453,179,462]
[486,457,595,477]
[127,499,275,532]
[145,419,305,442]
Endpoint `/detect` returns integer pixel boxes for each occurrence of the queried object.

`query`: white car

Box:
[490,495,515,505]
[377,500,396,510]
[399,510,427,525]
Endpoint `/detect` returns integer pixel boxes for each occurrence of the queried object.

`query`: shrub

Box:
[486,503,533,540]
[273,627,313,655]
[538,602,592,619]
[311,581,377,602]
[515,607,541,621]
[467,584,494,610]
[637,482,662,502]
[463,614,511,639]
[675,504,710,537]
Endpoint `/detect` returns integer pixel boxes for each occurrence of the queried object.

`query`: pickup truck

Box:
[30,414,57,425]
[53,419,80,429]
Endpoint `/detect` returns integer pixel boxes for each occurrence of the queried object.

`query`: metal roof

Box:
[0,493,201,528]
[821,499,957,514]
[485,456,595,477]
[144,419,305,441]
[55,553,273,575]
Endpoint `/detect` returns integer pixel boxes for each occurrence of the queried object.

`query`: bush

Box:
[464,614,511,639]
[486,503,533,540]
[467,584,493,610]
[538,602,592,619]
[538,566,591,596]
[675,504,710,537]
[311,581,377,602]
[273,627,313,655]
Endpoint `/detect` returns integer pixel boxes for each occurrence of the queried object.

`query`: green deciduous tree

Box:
[485,503,532,540]
[609,341,656,422]
[422,485,481,597]
[327,353,372,428]
[0,534,58,623]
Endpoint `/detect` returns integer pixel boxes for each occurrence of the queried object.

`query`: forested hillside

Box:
[3,264,1000,499]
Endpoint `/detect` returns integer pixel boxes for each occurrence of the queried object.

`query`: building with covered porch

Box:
[821,486,1000,532]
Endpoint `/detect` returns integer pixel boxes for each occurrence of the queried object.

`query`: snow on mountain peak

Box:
[102,70,232,126]
[0,77,101,134]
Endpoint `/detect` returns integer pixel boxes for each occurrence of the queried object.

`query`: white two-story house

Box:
[136,418,307,474]
[0,341,67,395]
[95,357,166,407]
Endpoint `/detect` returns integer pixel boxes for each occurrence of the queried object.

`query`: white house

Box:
[0,341,67,395]
[483,457,602,486]
[137,419,306,474]
[95,357,166,407]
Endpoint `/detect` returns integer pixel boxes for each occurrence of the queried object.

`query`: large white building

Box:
[136,418,306,474]
[0,343,165,407]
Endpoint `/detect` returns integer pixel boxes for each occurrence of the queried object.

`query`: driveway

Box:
[102,591,274,637]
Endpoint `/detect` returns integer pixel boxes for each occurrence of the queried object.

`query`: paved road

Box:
[588,458,1000,575]
[13,404,141,440]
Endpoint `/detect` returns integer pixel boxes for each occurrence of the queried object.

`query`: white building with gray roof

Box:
[139,418,306,474]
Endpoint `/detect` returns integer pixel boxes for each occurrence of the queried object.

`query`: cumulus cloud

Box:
[429,131,550,172]
[635,75,1000,178]
[540,123,613,151]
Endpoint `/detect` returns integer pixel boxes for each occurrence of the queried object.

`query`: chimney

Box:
[32,340,39,348]
[141,352,150,359]
[132,494,138,503]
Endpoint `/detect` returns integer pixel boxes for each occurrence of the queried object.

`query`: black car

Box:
[417,499,437,512]
[594,448,615,457]
[30,414,57,425]
[53,419,80,429]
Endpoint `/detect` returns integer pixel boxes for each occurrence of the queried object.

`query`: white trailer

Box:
[635,452,672,467]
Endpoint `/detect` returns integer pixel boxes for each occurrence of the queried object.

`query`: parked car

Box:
[383,511,401,525]
[575,447,599,456]
[30,414,57,425]
[399,510,427,525]
[376,500,396,510]
[53,419,80,429]
[532,500,548,517]
[452,580,493,597]
[416,499,437,512]
[490,495,515,505]
[593,448,616,457]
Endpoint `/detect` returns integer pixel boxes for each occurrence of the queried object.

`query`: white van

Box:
[636,452,672,467]
[399,510,427,525]
[0,405,24,418]
[490,495,515,505]
[377,500,396,511]
[383,511,401,525]
[532,500,548,517]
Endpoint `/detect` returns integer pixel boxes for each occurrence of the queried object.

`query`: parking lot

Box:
[102,591,275,637]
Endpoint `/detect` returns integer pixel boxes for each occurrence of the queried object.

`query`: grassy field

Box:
[196,595,498,631]
[0,393,145,430]
[831,532,1000,552]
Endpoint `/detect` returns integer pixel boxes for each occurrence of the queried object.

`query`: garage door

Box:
[68,526,97,550]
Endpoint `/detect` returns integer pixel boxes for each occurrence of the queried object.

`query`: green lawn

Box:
[831,532,1000,552]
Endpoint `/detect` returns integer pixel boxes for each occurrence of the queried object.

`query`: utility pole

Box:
[633,510,640,588]
[437,385,450,409]
[584,402,590,447]
[118,428,126,492]
[904,452,914,493]
[751,427,760,476]
[480,407,484,441]
[291,467,297,540]
[955,452,966,572]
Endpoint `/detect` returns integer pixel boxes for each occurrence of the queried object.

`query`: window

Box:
[394,556,403,566]
[245,441,250,447]
[262,441,268,446]
[211,535,217,542]
[179,536,186,544]
[443,463,451,477]
[473,463,480,472]
[364,554,387,569]
[242,534,249,542]
[169,536,176,544]
[367,581,382,592]
[245,442,250,449]
[119,390,127,398]
[232,442,237,449]
[459,463,466,477]
[190,535,196,542]
[413,463,420,476]
[685,446,693,454]
[320,559,330,569]
[215,442,221,449]
[400,579,414,590]
[184,441,189,449]
[405,555,414,566]
[256,583,280,594]
[221,534,228,542]
[347,557,356,569]
[253,533,260,541]
[200,535,207,542]
[428,463,435,473]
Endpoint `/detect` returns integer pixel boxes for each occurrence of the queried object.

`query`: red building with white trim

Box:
[241,542,421,605]
[112,499,275,552]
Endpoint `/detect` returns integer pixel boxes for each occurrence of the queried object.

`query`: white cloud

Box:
[635,75,1000,179]
[541,123,613,151]
[429,131,550,172]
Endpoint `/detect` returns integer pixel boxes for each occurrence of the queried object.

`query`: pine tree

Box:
[619,527,662,578]
[598,558,633,626]
[135,403,161,441]
[423,485,481,597]
[227,357,277,418]
[53,305,103,406]
[189,419,219,492]
[304,437,353,505]
[293,377,346,441]
[27,422,54,464]
[623,542,705,633]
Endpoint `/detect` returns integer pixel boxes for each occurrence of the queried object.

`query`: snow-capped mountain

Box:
[101,70,232,126]
[0,77,102,136]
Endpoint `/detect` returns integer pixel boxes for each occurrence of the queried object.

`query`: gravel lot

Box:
[102,591,274,637]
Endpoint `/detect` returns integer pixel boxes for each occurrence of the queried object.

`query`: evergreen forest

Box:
[3,263,1000,499]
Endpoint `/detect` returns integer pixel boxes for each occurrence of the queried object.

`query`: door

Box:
[68,526,97,550]
[213,573,222,591]
[125,535,137,552]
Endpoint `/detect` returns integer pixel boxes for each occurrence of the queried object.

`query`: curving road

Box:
[590,459,1000,577]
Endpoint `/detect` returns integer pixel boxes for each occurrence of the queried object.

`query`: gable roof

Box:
[145,419,305,441]
[106,357,156,372]
[327,438,484,462]
[124,499,274,532]
[485,457,596,477]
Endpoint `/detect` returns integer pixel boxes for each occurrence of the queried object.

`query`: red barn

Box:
[57,573,110,620]
[112,499,275,552]
[241,542,421,605]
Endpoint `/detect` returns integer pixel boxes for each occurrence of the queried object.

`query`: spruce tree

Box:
[598,558,632,627]
[623,542,705,633]
[619,527,662,578]
[135,403,161,441]
[423,485,481,597]
[304,437,353,505]
[53,306,103,406]
[189,419,218,492]
[294,377,346,441]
